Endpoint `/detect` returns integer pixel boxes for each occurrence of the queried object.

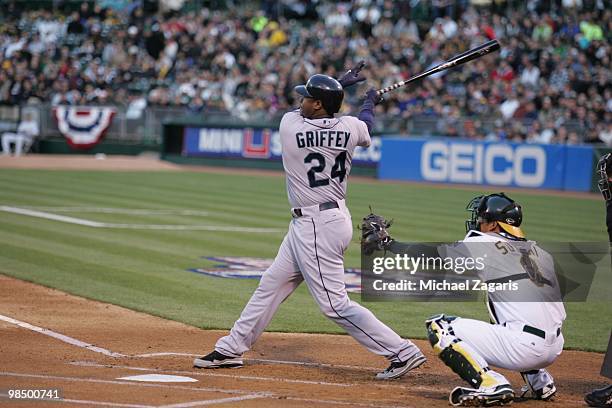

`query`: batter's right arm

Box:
[357,88,383,143]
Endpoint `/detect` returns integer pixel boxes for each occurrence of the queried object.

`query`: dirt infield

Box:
[0,275,607,408]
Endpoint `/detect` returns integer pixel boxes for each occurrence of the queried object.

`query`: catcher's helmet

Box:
[466,192,525,239]
[294,74,344,114]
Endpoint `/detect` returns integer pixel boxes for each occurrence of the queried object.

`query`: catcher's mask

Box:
[466,193,525,239]
[597,153,612,201]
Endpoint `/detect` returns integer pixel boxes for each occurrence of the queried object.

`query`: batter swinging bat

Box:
[376,39,500,96]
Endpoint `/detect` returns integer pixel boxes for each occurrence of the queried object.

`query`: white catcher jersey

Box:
[440,231,566,332]
[279,110,370,208]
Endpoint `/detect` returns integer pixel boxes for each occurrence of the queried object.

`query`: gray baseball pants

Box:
[215,199,421,362]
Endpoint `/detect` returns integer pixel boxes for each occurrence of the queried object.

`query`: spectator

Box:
[598,123,612,145]
[519,56,540,88]
[1,110,39,156]
[67,12,86,35]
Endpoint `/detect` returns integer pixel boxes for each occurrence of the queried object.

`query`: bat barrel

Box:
[376,39,500,96]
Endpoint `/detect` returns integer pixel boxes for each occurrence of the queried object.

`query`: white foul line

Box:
[0,394,153,408]
[1,206,100,226]
[0,314,126,358]
[17,207,210,216]
[0,206,282,233]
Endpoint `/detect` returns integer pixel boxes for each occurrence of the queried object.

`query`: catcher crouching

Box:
[361,194,565,407]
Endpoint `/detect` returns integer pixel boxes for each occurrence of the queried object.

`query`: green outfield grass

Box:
[0,169,609,351]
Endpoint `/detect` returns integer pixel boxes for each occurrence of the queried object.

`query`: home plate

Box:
[118,374,198,383]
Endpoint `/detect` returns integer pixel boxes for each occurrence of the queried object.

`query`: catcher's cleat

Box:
[193,350,243,369]
[449,384,514,407]
[375,352,426,380]
[519,381,556,400]
[585,384,612,407]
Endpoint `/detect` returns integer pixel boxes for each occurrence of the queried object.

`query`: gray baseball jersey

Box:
[280,109,370,208]
[215,109,424,368]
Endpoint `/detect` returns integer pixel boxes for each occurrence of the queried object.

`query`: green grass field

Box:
[0,168,610,351]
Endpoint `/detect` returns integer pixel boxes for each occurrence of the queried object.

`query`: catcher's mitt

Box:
[360,212,393,255]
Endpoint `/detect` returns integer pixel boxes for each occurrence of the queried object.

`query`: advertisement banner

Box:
[182,126,381,167]
[379,137,593,191]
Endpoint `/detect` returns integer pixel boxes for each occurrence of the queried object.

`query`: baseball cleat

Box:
[449,384,514,406]
[375,352,426,380]
[193,350,243,369]
[585,384,612,407]
[519,381,556,400]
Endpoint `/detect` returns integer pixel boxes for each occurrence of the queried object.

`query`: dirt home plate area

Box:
[0,274,605,408]
[0,155,606,407]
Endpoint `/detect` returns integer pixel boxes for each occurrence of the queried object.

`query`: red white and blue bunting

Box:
[54,106,115,150]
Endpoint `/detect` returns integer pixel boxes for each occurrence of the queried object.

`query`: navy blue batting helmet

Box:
[294,74,344,114]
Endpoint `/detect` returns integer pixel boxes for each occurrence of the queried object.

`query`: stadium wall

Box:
[378,137,596,192]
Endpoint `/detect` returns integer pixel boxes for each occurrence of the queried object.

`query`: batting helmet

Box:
[294,74,344,115]
[465,193,525,239]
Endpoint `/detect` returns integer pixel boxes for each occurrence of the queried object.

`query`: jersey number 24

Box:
[304,152,347,188]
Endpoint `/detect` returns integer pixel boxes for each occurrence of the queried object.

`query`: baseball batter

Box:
[194,68,425,379]
[428,193,565,406]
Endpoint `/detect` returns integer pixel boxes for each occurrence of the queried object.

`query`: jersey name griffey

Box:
[279,110,370,208]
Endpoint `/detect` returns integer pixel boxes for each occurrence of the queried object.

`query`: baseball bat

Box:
[376,39,500,96]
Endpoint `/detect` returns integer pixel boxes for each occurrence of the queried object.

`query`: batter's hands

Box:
[365,88,384,105]
[360,211,394,255]
[597,153,612,201]
[338,61,366,88]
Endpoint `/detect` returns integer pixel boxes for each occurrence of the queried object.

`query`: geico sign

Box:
[420,142,546,187]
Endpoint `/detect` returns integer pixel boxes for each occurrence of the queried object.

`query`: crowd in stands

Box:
[0,0,609,144]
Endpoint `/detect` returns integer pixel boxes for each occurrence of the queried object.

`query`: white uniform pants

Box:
[2,132,32,156]
[216,200,421,362]
[452,318,563,385]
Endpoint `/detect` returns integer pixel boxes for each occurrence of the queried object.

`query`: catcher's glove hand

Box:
[360,212,393,255]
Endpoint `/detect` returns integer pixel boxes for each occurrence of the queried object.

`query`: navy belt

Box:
[292,201,339,218]
[523,325,561,339]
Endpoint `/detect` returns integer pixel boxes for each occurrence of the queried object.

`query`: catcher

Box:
[362,193,566,406]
